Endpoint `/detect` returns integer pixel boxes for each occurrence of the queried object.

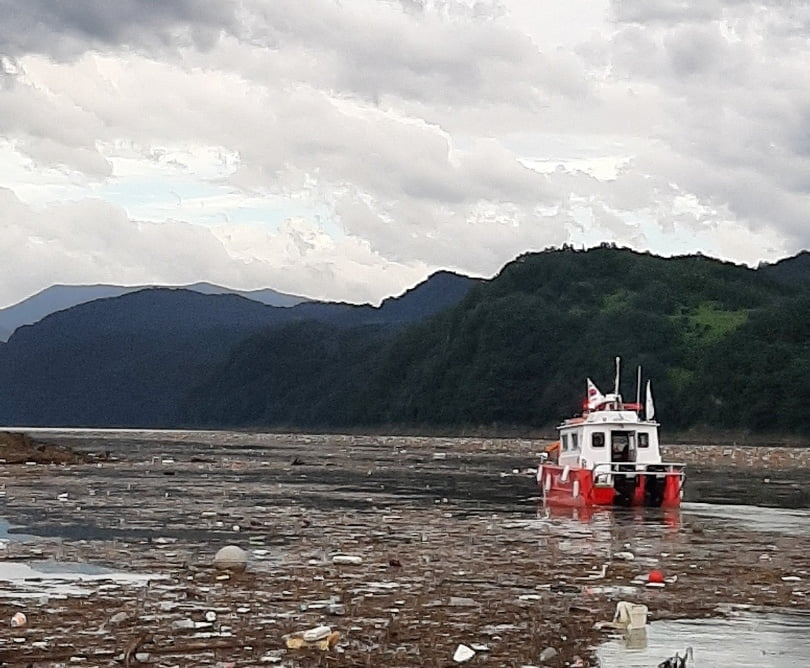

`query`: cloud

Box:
[603,0,810,248]
[0,0,240,59]
[0,187,433,308]
[0,0,807,308]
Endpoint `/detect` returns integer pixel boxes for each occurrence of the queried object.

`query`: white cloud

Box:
[0,0,807,308]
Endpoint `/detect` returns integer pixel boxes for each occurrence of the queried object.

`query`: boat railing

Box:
[591,462,686,480]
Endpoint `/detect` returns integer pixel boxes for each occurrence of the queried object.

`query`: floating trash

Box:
[213,545,248,571]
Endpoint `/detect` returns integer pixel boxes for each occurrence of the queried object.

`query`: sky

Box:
[1,0,809,308]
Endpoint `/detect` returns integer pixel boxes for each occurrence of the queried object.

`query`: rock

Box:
[538,646,558,663]
[613,551,635,561]
[213,545,248,572]
[453,644,476,663]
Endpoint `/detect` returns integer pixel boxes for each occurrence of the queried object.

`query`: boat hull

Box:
[538,463,683,508]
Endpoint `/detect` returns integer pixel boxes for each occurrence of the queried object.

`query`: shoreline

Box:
[5,428,810,470]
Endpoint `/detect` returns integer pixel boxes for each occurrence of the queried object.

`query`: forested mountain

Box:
[0,272,479,427]
[0,281,309,342]
[185,247,810,434]
[759,251,810,286]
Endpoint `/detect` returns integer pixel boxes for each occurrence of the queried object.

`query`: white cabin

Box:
[555,393,663,482]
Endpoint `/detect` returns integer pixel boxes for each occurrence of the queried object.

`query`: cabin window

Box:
[638,433,650,448]
[571,433,579,450]
[562,434,569,451]
[592,432,605,448]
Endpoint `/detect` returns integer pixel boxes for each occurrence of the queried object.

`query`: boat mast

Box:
[635,365,642,410]
[613,356,621,396]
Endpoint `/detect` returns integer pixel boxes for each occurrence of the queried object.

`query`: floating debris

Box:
[332,554,363,565]
[213,545,248,572]
[0,430,806,666]
[453,643,476,663]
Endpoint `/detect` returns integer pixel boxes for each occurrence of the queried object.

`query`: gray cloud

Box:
[0,0,240,59]
[0,0,807,307]
[605,0,810,249]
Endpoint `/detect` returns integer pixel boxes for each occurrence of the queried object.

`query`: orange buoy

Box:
[648,569,665,584]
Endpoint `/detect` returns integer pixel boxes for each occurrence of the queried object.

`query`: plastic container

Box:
[627,603,648,630]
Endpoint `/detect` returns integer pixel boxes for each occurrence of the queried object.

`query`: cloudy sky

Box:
[1,0,808,307]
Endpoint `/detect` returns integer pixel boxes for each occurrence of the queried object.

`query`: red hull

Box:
[538,463,682,508]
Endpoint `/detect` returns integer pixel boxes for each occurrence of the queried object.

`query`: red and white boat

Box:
[538,360,685,508]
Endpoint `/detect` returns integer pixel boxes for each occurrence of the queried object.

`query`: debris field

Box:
[0,431,808,667]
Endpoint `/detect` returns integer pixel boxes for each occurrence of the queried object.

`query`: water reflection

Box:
[597,611,810,667]
[539,499,810,536]
[539,503,682,532]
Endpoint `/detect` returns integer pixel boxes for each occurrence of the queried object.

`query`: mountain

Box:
[290,270,478,325]
[186,247,810,434]
[175,282,307,307]
[0,272,479,427]
[759,251,810,286]
[0,282,310,342]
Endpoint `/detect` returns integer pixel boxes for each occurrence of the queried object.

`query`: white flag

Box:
[586,378,605,410]
[646,379,655,420]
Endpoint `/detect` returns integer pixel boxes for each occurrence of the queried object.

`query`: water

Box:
[0,559,165,598]
[597,611,810,667]
[0,518,38,542]
[682,502,810,534]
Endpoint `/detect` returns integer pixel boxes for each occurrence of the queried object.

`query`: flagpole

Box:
[614,356,620,395]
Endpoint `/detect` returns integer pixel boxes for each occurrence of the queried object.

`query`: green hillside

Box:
[183,247,810,434]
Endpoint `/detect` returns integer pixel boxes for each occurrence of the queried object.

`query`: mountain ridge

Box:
[185,246,810,434]
[0,272,480,427]
[0,281,310,342]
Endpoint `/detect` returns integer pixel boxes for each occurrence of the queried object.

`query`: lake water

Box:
[597,610,810,667]
[1,430,808,666]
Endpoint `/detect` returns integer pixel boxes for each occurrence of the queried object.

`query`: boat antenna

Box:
[614,356,620,395]
[635,365,642,411]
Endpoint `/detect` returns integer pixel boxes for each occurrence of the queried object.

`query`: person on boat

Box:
[544,440,560,465]
[611,434,631,463]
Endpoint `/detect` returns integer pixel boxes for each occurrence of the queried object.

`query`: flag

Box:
[646,379,655,420]
[586,378,605,410]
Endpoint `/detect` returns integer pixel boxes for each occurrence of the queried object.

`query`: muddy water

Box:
[685,467,810,508]
[0,430,807,667]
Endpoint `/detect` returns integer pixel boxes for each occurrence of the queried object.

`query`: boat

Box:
[537,359,685,508]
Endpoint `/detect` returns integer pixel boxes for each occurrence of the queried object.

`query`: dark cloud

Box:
[0,0,240,58]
